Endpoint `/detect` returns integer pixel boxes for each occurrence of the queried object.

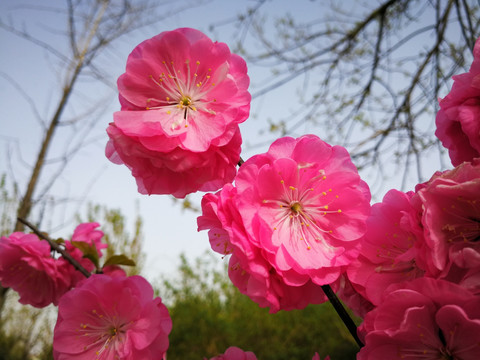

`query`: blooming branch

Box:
[17,217,91,278]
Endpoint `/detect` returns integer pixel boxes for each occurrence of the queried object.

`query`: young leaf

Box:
[103,254,136,267]
[70,241,99,268]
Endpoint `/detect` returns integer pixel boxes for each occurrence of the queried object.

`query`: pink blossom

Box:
[207,346,257,360]
[71,222,107,256]
[416,159,480,279]
[435,37,480,166]
[53,274,171,360]
[358,277,480,359]
[106,28,250,198]
[199,184,327,313]
[336,275,374,318]
[235,135,371,284]
[63,222,108,285]
[347,189,425,305]
[0,232,72,308]
[311,354,330,360]
[198,135,371,311]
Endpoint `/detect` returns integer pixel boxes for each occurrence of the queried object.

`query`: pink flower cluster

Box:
[0,222,106,308]
[348,37,480,355]
[198,135,371,312]
[346,159,480,313]
[1,221,172,360]
[106,28,250,198]
[358,278,480,359]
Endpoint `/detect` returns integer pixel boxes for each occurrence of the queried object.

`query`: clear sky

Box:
[0,0,454,282]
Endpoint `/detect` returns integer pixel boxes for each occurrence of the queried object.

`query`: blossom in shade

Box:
[416,159,480,279]
[347,189,425,305]
[53,274,172,360]
[0,232,72,308]
[106,27,250,198]
[336,274,374,318]
[358,277,480,359]
[435,36,480,166]
[207,346,257,360]
[198,135,371,311]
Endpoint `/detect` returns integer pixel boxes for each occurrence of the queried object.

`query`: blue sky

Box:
[0,0,455,281]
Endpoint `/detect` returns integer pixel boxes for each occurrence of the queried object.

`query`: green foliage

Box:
[162,253,359,360]
[0,292,55,360]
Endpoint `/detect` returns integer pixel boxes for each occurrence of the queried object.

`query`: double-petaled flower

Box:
[106,28,250,198]
[198,135,371,312]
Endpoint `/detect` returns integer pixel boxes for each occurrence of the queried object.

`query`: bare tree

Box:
[212,0,480,190]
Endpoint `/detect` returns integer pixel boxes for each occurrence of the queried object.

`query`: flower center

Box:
[146,59,217,129]
[440,196,480,243]
[290,201,302,214]
[262,167,342,251]
[76,309,130,359]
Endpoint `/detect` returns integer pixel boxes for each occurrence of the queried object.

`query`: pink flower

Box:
[207,346,257,360]
[198,135,371,311]
[311,354,330,360]
[435,37,480,166]
[106,27,250,198]
[336,275,374,318]
[53,274,172,360]
[235,135,371,284]
[199,184,327,313]
[416,159,480,278]
[0,232,72,308]
[347,189,425,305]
[358,277,480,359]
[102,264,127,278]
[71,222,107,256]
[63,223,108,285]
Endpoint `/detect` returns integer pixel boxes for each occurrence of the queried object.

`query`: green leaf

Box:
[103,254,136,267]
[70,241,99,268]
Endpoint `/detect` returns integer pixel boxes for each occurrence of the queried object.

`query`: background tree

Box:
[213,0,480,191]
[161,253,359,360]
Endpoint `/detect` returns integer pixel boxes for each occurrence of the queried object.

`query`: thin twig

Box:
[238,156,245,167]
[17,217,91,278]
